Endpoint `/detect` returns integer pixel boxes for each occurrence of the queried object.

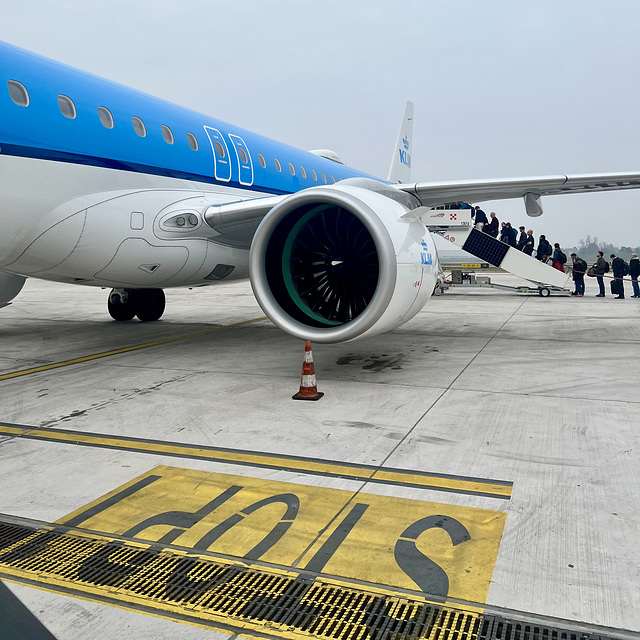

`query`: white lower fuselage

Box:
[0,154,255,288]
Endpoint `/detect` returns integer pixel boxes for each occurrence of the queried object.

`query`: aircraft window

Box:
[238,147,248,164]
[58,95,76,119]
[187,132,198,151]
[311,169,317,181]
[321,172,327,184]
[288,162,295,175]
[214,140,226,158]
[161,125,174,144]
[7,80,29,107]
[132,116,146,137]
[98,106,114,129]
[300,166,307,179]
[274,158,282,172]
[258,154,266,168]
[331,175,336,184]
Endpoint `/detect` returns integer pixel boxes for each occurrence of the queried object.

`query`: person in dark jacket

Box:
[536,235,552,261]
[552,243,566,272]
[486,212,499,237]
[630,253,640,297]
[593,251,607,297]
[523,229,535,255]
[505,222,517,247]
[473,206,488,229]
[570,253,587,296]
[499,222,508,243]
[610,253,626,299]
[516,226,527,250]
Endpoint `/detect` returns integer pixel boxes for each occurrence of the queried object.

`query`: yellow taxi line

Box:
[0,316,267,381]
[0,424,512,499]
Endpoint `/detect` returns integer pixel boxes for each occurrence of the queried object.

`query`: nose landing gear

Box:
[108,288,166,322]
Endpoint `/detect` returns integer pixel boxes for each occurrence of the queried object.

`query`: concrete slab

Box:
[0,275,639,637]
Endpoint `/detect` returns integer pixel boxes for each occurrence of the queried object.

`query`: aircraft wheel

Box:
[539,287,551,297]
[107,290,136,321]
[134,289,166,322]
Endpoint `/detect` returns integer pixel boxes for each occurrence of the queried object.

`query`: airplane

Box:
[2,40,640,343]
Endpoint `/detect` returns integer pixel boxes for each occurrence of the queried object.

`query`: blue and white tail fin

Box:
[387,101,414,184]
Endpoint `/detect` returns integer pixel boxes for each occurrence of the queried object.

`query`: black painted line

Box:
[303,503,369,573]
[62,475,162,527]
[0,421,513,493]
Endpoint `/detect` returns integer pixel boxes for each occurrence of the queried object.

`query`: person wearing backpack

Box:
[570,253,587,296]
[630,253,640,298]
[552,243,567,272]
[536,235,552,261]
[610,254,627,299]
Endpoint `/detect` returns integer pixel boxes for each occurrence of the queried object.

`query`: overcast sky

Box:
[3,0,640,248]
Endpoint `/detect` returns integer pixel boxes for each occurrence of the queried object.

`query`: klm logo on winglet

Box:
[399,135,411,168]
[420,240,432,265]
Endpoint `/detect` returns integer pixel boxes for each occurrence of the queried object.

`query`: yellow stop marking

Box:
[59,466,506,603]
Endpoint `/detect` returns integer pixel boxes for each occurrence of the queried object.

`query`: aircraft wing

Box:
[204,171,640,247]
[396,172,640,208]
[204,195,287,248]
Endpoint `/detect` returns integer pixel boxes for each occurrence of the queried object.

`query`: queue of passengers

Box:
[470,205,640,299]
[471,206,559,263]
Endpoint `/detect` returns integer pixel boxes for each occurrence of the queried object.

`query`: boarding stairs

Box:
[422,208,571,294]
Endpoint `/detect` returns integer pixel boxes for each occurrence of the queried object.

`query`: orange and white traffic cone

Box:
[292,341,324,401]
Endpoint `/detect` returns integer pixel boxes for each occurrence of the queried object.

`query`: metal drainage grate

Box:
[478,617,619,640]
[0,521,625,640]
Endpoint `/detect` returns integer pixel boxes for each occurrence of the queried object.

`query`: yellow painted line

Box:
[0,316,267,381]
[56,466,506,602]
[0,423,513,499]
[371,469,513,499]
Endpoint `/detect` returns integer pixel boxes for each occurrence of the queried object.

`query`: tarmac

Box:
[0,272,639,639]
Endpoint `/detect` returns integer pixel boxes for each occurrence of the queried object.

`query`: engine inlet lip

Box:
[249,186,397,343]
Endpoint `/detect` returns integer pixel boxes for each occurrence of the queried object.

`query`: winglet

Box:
[387,101,414,184]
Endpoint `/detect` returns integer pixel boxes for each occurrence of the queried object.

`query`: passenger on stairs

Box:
[486,212,499,237]
[536,235,552,261]
[473,206,488,229]
[505,223,517,247]
[516,226,527,250]
[551,243,567,272]
[523,230,535,255]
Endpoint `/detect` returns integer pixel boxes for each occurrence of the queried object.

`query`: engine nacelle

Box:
[249,180,438,343]
[0,272,26,309]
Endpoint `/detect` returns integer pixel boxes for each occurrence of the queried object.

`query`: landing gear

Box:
[133,289,166,322]
[107,288,166,322]
[108,290,136,321]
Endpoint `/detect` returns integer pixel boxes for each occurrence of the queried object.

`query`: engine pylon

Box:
[292,341,324,401]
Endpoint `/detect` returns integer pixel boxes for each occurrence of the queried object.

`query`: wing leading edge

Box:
[396,172,640,211]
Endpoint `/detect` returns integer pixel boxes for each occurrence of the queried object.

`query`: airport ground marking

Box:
[0,514,488,640]
[0,316,268,381]
[54,467,507,603]
[0,422,513,499]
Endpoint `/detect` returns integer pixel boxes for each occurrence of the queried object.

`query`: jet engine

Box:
[0,273,26,309]
[249,179,437,343]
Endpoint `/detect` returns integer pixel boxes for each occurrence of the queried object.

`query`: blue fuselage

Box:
[0,41,378,196]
